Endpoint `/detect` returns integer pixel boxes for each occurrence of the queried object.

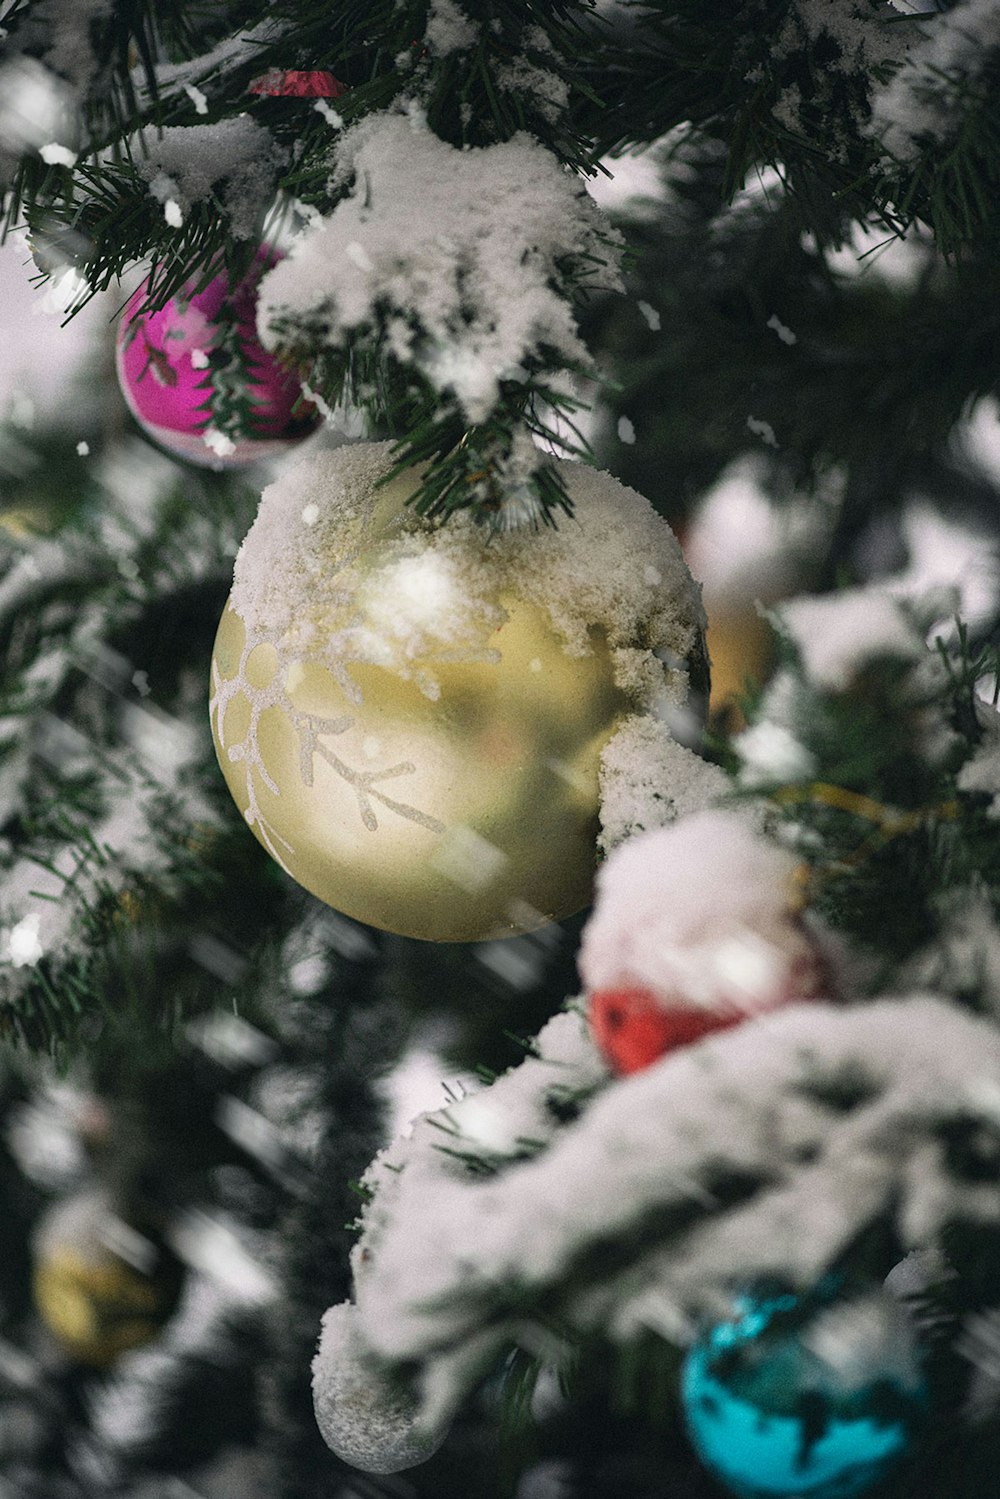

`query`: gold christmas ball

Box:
[210,443,707,941]
[706,605,775,721]
[32,1189,183,1368]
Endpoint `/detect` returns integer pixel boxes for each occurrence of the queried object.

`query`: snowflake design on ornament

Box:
[209,641,448,872]
[209,526,507,863]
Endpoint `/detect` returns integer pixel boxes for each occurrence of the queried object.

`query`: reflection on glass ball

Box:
[682,1289,927,1499]
[212,588,628,942]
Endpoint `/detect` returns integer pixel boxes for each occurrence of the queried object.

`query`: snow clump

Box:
[868,0,1000,163]
[258,109,623,423]
[778,585,926,692]
[134,119,286,241]
[580,810,829,1016]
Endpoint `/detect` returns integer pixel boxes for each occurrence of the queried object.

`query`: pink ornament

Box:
[115,249,320,469]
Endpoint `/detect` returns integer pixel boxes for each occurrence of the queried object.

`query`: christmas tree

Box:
[1,2,1000,1496]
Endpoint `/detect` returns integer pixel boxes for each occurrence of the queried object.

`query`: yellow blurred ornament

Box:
[32,1189,183,1368]
[0,502,56,538]
[211,443,707,942]
[706,605,774,723]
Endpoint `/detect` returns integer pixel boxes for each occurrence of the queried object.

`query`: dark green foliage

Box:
[0,420,296,1055]
[580,0,1000,258]
[291,345,596,528]
[579,137,1000,535]
[194,288,267,441]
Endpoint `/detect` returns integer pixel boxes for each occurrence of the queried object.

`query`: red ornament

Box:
[589,987,742,1076]
[249,69,347,98]
[580,814,836,1078]
[589,933,830,1077]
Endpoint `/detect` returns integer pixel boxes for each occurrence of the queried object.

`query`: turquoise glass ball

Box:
[681,1290,927,1499]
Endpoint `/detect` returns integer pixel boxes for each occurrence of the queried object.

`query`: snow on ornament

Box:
[115,248,320,469]
[579,811,832,1073]
[209,441,712,941]
[313,1302,448,1474]
[681,1287,927,1499]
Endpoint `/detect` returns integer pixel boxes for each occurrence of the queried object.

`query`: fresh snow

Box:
[228,442,704,695]
[684,457,835,610]
[314,1302,449,1473]
[778,586,924,691]
[258,109,623,423]
[764,0,918,150]
[315,996,1000,1456]
[580,810,824,1012]
[134,119,286,241]
[958,699,1000,817]
[423,0,477,55]
[597,717,728,852]
[868,0,1000,162]
[736,719,818,788]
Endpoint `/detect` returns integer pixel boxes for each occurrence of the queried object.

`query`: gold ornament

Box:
[210,446,706,942]
[33,1190,183,1368]
[706,605,774,723]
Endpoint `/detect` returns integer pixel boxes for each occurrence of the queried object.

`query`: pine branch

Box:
[577,1,1000,257]
[3,2,626,526]
[259,935,410,1499]
[578,139,1000,528]
[0,417,292,1055]
[281,315,607,523]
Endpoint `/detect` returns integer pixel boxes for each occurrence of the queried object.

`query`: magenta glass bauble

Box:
[115,248,320,469]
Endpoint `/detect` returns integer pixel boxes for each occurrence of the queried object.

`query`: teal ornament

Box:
[681,1289,927,1499]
